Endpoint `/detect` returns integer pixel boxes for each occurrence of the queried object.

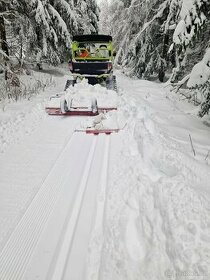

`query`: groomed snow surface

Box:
[0,67,210,280]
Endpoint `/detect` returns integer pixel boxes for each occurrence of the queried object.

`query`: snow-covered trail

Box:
[0,69,210,280]
[0,111,114,280]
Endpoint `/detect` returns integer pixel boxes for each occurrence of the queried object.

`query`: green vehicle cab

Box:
[66,34,117,91]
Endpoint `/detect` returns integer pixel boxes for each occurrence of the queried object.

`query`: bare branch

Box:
[205,150,210,161]
[189,134,196,156]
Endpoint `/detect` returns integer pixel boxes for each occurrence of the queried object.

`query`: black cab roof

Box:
[73,34,112,43]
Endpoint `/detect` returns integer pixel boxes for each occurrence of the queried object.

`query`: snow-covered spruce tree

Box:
[0,0,12,63]
[0,0,99,101]
[2,0,71,66]
[110,0,172,79]
[108,0,209,85]
[0,0,22,86]
[3,0,99,68]
[98,0,110,34]
[187,47,210,117]
[75,0,99,34]
[169,0,210,83]
[86,0,99,33]
[48,0,79,61]
[0,3,9,59]
[31,0,72,65]
[108,0,130,65]
[134,0,171,80]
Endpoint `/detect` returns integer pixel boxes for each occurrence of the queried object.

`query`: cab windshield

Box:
[75,43,110,59]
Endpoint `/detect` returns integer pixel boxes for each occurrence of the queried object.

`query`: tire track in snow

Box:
[0,132,86,280]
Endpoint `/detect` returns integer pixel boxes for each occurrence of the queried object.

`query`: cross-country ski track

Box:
[0,113,114,280]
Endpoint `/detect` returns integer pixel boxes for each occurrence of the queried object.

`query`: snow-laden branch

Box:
[48,4,70,40]
[0,11,17,17]
[167,74,190,92]
[173,0,207,46]
[187,48,210,88]
[56,0,78,29]
[35,0,50,31]
[0,49,9,59]
[134,0,170,43]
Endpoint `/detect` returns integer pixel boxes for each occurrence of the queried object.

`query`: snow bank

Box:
[0,101,46,154]
[187,48,210,87]
[0,65,69,154]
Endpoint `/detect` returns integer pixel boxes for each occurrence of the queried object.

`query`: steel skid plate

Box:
[75,123,126,135]
[85,128,120,134]
[45,107,117,116]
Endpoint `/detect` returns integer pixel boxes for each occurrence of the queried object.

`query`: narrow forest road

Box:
[0,68,210,280]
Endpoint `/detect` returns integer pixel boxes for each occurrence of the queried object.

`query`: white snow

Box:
[35,0,50,31]
[0,67,210,280]
[65,79,118,108]
[48,4,70,39]
[187,48,210,87]
[173,0,206,46]
[173,19,186,44]
[187,61,210,87]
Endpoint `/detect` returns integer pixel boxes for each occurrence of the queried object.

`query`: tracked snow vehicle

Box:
[46,34,118,117]
[66,34,117,91]
[45,35,123,134]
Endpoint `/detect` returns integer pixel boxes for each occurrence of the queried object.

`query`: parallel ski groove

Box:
[51,136,98,280]
[0,132,83,280]
[97,136,110,279]
[88,136,110,280]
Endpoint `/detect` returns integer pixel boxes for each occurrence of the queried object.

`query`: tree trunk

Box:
[0,15,9,57]
[158,63,165,82]
[0,10,10,81]
[158,32,169,82]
